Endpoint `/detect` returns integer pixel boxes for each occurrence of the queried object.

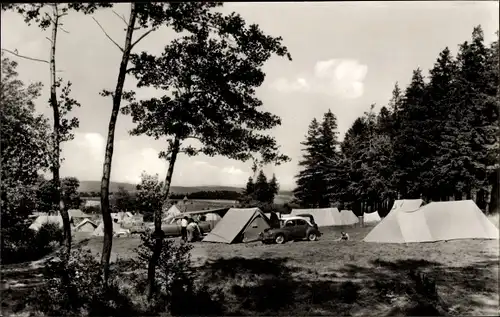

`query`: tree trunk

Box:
[489,168,499,214]
[49,6,71,261]
[147,136,181,299]
[100,3,137,285]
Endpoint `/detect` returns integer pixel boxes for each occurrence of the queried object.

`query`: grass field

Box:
[71,224,499,316]
[2,221,499,316]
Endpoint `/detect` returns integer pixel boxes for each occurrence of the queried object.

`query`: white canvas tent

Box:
[364,200,499,243]
[203,208,270,244]
[29,215,67,231]
[162,205,182,224]
[68,209,91,219]
[290,208,342,227]
[340,210,359,225]
[363,199,424,243]
[74,219,98,233]
[363,211,381,223]
[92,221,130,237]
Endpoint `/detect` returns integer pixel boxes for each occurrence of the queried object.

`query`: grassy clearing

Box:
[2,224,499,316]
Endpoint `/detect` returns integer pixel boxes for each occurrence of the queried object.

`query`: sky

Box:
[1,2,498,190]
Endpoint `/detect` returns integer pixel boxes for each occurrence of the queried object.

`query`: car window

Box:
[285,220,295,227]
[296,219,307,226]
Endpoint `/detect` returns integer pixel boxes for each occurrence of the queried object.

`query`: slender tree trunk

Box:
[100,3,137,285]
[147,136,181,299]
[49,6,71,261]
[489,168,499,214]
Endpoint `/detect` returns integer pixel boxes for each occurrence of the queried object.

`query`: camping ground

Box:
[2,220,498,316]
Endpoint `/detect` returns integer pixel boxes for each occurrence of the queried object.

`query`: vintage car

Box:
[259,216,321,244]
[144,221,212,237]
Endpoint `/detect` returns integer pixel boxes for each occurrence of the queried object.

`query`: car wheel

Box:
[275,234,285,244]
[307,232,318,241]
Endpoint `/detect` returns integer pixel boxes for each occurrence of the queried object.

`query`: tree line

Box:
[81,189,242,201]
[294,26,499,216]
[1,2,291,307]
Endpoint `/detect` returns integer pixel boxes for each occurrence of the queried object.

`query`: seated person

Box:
[340,231,350,241]
[186,219,202,242]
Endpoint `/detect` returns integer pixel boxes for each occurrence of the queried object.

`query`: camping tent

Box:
[162,205,182,224]
[290,208,342,227]
[340,210,359,225]
[75,219,98,233]
[29,215,68,231]
[68,209,92,224]
[363,211,381,223]
[363,199,424,243]
[364,199,499,243]
[203,208,270,244]
[92,221,130,237]
[204,213,221,222]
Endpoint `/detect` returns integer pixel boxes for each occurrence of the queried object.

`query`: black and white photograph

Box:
[1,1,499,316]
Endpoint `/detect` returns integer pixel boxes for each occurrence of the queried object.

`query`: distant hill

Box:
[78,180,293,197]
[78,180,245,194]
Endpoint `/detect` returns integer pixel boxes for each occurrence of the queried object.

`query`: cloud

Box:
[270,59,368,99]
[58,132,251,187]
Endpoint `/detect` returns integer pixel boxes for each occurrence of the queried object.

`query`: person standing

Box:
[180,216,188,242]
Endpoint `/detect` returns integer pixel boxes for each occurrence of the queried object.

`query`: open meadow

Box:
[4,221,496,316]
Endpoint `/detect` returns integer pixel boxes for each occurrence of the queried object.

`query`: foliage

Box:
[82,205,101,214]
[1,222,63,265]
[294,110,342,208]
[113,186,137,212]
[28,249,135,316]
[239,171,280,205]
[170,190,242,201]
[36,177,83,213]
[135,172,164,215]
[1,54,51,222]
[122,5,292,167]
[294,26,499,213]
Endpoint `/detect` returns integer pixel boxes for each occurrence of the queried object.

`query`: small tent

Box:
[203,208,270,244]
[363,211,381,223]
[29,215,66,231]
[290,208,342,227]
[68,209,92,224]
[204,212,221,222]
[364,199,499,243]
[92,221,129,237]
[364,199,424,243]
[340,210,359,225]
[162,205,182,224]
[75,219,98,233]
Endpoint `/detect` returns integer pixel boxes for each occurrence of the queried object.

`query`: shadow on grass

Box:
[197,257,498,316]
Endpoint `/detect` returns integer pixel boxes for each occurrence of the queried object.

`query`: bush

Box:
[82,205,100,214]
[131,229,225,315]
[28,249,136,316]
[0,222,63,264]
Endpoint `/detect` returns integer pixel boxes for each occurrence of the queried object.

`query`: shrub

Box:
[28,249,136,316]
[82,205,100,214]
[0,224,37,264]
[131,229,225,315]
[0,222,63,264]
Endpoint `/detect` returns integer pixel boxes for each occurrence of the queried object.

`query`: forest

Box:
[293,26,499,217]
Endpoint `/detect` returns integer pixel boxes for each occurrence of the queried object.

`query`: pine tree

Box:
[293,118,327,207]
[452,25,490,199]
[254,170,269,203]
[427,47,460,200]
[318,109,342,204]
[392,68,428,199]
[243,177,255,198]
[268,174,279,204]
